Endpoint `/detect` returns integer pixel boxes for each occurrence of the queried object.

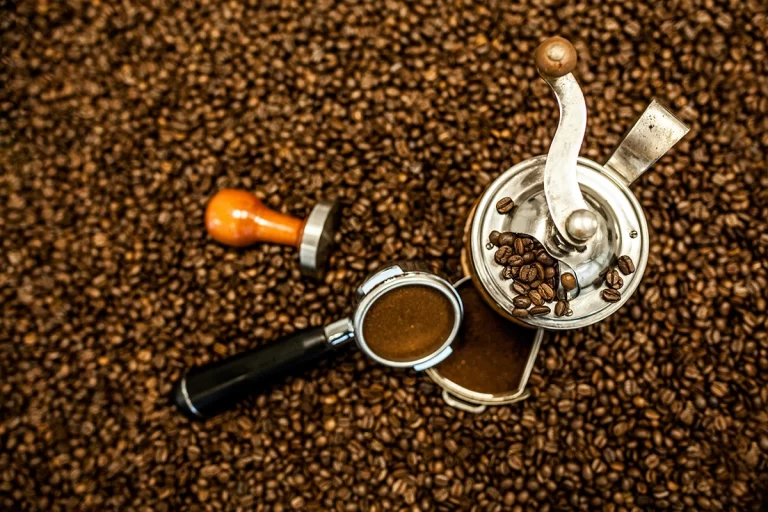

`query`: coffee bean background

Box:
[2,0,767,510]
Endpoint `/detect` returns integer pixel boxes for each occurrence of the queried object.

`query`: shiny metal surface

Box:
[566,209,598,241]
[605,99,690,185]
[426,278,545,412]
[324,318,355,347]
[540,73,595,247]
[299,199,340,278]
[353,265,463,369]
[470,157,649,330]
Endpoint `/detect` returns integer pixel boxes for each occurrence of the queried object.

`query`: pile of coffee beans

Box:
[3,0,768,510]
[489,229,561,318]
[601,256,635,303]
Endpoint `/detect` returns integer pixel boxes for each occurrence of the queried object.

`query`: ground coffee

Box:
[361,285,454,363]
[436,281,536,394]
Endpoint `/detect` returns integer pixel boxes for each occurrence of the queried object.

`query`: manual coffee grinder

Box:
[463,36,690,330]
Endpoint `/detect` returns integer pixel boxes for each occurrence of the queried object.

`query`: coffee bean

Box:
[513,295,531,309]
[519,265,537,283]
[544,266,556,279]
[555,300,569,317]
[539,283,555,301]
[495,246,513,265]
[489,231,501,246]
[561,273,578,291]
[617,255,635,275]
[529,306,551,317]
[501,266,517,280]
[605,269,623,289]
[529,290,544,306]
[496,197,515,214]
[535,252,553,266]
[511,282,530,295]
[529,279,542,289]
[534,262,545,280]
[498,232,517,246]
[508,255,524,267]
[514,238,526,255]
[522,251,536,264]
[601,289,622,303]
[512,308,529,318]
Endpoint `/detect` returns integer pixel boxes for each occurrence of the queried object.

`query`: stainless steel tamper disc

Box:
[299,199,340,278]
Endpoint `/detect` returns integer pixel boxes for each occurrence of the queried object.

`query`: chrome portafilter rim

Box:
[353,271,464,369]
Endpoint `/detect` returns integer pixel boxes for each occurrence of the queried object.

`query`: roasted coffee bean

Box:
[546,277,557,288]
[513,295,531,309]
[501,266,516,280]
[539,283,555,301]
[529,279,542,289]
[601,289,622,303]
[534,262,545,280]
[529,306,551,317]
[561,273,578,291]
[519,265,537,283]
[495,246,514,265]
[514,238,526,255]
[512,308,530,318]
[617,255,635,275]
[522,251,536,264]
[605,269,623,289]
[508,255,524,267]
[544,266,557,279]
[536,252,556,266]
[489,231,501,246]
[528,290,544,306]
[496,197,515,214]
[511,282,530,295]
[498,232,517,246]
[555,300,569,317]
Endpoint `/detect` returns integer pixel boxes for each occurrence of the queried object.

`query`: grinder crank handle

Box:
[535,37,598,248]
[173,319,354,418]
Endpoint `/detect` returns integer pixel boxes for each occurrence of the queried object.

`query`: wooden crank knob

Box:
[205,189,340,278]
[534,36,578,78]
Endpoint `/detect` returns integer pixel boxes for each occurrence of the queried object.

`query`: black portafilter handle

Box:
[173,320,353,419]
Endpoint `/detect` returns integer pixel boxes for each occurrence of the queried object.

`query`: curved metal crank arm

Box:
[535,37,598,248]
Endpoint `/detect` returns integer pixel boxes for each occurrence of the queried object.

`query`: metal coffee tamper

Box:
[205,189,340,279]
[466,36,691,329]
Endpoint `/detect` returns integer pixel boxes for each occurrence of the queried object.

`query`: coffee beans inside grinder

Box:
[173,262,463,418]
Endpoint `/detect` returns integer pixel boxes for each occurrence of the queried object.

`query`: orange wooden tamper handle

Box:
[205,189,305,248]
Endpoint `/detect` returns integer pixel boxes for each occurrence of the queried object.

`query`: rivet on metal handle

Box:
[604,99,690,186]
[535,37,598,247]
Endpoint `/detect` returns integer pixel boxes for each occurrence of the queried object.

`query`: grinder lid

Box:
[469,156,649,330]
